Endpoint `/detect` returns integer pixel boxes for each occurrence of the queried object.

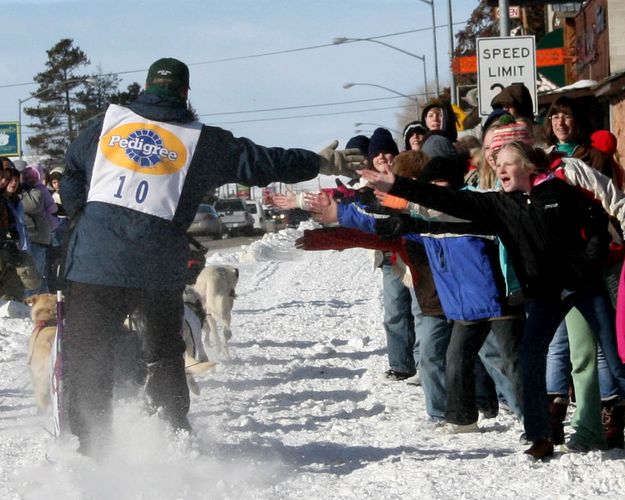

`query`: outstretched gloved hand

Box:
[318,140,365,178]
[376,214,417,240]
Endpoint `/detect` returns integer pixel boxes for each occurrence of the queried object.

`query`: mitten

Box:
[318,140,365,178]
[376,214,416,240]
[352,187,378,206]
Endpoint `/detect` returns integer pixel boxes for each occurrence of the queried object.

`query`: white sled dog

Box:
[191,264,239,359]
[25,293,58,412]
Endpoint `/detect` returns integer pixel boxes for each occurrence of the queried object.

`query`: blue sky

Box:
[1,0,478,157]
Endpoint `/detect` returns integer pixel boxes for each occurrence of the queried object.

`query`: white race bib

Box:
[89,105,202,220]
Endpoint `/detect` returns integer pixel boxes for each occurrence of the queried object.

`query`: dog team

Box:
[26,264,239,414]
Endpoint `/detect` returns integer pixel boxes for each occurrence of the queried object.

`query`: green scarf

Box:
[556,141,578,157]
[145,85,186,104]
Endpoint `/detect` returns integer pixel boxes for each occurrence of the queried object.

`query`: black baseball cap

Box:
[146,58,190,90]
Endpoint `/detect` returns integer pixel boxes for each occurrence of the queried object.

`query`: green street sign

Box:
[0,122,20,156]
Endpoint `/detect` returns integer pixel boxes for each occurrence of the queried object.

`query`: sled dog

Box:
[191,264,239,358]
[25,293,58,412]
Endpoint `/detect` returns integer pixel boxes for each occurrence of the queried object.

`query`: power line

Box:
[207,103,416,126]
[0,22,464,89]
[18,94,425,132]
[197,95,409,117]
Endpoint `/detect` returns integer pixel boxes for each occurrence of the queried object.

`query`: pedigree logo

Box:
[99,123,187,175]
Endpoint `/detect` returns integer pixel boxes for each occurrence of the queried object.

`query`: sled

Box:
[50,291,66,439]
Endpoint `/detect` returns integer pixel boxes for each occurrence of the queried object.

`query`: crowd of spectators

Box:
[291,85,625,459]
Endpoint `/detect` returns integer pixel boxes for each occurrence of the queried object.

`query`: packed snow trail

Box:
[0,225,624,499]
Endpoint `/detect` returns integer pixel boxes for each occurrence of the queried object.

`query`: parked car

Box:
[245,200,267,234]
[187,203,224,238]
[263,208,288,233]
[287,208,311,228]
[214,198,254,236]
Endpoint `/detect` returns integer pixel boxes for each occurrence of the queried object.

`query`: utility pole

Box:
[418,0,440,97]
[499,0,510,36]
[447,0,456,104]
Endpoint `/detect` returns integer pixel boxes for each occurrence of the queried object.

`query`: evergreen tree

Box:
[455,1,498,57]
[110,82,142,107]
[454,1,498,87]
[74,66,122,132]
[74,70,142,132]
[24,38,90,158]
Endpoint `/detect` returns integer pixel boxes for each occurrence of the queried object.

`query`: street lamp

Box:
[343,82,419,103]
[333,36,429,100]
[417,0,440,98]
[17,76,94,158]
[354,122,401,134]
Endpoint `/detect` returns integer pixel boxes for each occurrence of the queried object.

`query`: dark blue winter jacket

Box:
[337,202,509,321]
[61,92,321,289]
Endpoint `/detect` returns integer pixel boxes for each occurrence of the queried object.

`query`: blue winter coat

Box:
[337,202,509,321]
[61,93,321,289]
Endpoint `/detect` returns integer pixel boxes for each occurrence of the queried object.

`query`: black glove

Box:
[376,214,417,240]
[353,187,377,206]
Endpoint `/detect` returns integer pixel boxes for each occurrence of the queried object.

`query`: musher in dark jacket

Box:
[60,57,363,457]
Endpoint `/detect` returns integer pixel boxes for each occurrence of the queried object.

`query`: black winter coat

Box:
[389,176,610,298]
[61,93,321,289]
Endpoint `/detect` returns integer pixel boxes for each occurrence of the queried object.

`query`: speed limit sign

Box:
[477,36,537,117]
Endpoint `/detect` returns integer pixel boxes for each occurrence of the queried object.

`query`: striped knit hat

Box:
[489,120,532,153]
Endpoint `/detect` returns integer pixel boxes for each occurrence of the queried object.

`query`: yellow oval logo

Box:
[99,123,187,175]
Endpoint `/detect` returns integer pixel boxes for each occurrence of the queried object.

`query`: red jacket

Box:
[298,227,443,316]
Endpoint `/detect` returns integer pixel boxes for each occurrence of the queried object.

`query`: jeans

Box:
[446,321,492,424]
[382,264,416,375]
[24,242,49,296]
[522,287,621,442]
[412,297,452,420]
[597,345,620,399]
[478,318,525,419]
[47,218,69,292]
[546,321,571,396]
[409,287,421,370]
[446,318,523,424]
[474,356,498,415]
[546,311,625,400]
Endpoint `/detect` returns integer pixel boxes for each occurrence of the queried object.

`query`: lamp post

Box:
[333,37,429,100]
[17,76,94,158]
[417,0,440,98]
[343,82,419,118]
[343,82,418,103]
[354,122,401,134]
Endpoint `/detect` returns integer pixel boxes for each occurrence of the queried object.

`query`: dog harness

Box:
[27,319,57,366]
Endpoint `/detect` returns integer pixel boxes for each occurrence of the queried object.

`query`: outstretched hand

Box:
[271,193,297,210]
[360,169,396,194]
[376,214,414,240]
[318,140,366,178]
[305,191,338,225]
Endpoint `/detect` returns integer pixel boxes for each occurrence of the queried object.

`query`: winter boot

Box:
[548,395,569,445]
[601,399,625,449]
[144,356,192,433]
[524,438,554,459]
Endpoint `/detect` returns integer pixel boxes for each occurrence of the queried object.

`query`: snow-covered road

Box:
[1,225,624,499]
